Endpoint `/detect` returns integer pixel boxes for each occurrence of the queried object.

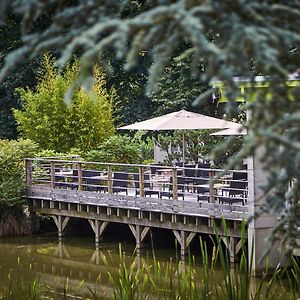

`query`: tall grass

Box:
[103,221,299,300]
[2,224,300,299]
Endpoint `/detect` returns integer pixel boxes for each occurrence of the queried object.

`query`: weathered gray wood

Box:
[139,166,145,197]
[25,159,32,185]
[107,165,113,194]
[235,238,243,255]
[52,215,70,240]
[141,227,150,242]
[88,219,108,244]
[172,168,178,200]
[50,161,55,189]
[173,230,181,245]
[186,232,196,248]
[129,224,149,250]
[77,162,83,191]
[27,186,248,220]
[30,206,243,237]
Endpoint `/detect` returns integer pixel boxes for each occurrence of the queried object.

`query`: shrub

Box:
[84,135,142,165]
[14,55,116,152]
[0,139,38,236]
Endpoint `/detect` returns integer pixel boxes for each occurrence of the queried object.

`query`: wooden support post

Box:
[77,162,83,191]
[108,165,113,194]
[129,225,150,252]
[139,166,145,197]
[229,237,238,264]
[90,247,100,264]
[221,236,238,264]
[173,230,196,257]
[52,215,70,241]
[25,159,32,186]
[172,168,178,200]
[88,219,108,245]
[50,161,55,189]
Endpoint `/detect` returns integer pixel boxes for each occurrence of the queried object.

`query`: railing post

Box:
[209,170,215,203]
[78,162,83,191]
[108,165,113,194]
[139,166,145,197]
[50,161,55,189]
[25,159,32,186]
[172,168,178,200]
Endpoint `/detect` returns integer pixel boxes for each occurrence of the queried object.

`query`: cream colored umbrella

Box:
[210,125,247,136]
[119,109,240,164]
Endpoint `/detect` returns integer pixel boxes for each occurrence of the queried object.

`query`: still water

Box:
[0,234,221,299]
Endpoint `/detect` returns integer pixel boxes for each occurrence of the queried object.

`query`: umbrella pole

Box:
[182,131,185,170]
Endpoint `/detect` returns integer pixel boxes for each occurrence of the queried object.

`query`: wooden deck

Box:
[25,157,249,261]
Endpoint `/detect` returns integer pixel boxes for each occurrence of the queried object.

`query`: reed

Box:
[2,224,300,299]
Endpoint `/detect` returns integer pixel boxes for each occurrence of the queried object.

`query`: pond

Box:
[0,233,291,299]
[0,233,227,299]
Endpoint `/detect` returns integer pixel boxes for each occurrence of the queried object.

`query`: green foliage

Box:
[150,58,218,117]
[0,14,39,139]
[1,0,300,247]
[14,55,116,152]
[84,135,142,165]
[0,139,38,236]
[155,130,241,165]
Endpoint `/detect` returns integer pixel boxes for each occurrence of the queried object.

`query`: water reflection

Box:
[0,235,223,298]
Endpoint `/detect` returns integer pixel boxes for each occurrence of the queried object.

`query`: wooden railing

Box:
[25,157,249,210]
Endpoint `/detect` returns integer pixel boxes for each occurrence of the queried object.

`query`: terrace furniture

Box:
[133,173,160,197]
[183,164,196,190]
[150,163,163,175]
[193,176,210,201]
[54,168,74,189]
[160,176,185,200]
[82,170,106,192]
[218,172,248,205]
[112,172,129,195]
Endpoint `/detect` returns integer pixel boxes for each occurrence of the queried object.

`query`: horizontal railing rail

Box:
[25,157,249,212]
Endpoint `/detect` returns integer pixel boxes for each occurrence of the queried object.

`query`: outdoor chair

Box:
[112,172,129,195]
[54,168,73,189]
[175,162,184,167]
[133,173,160,197]
[233,169,248,181]
[218,172,248,205]
[183,164,196,190]
[160,176,185,200]
[54,168,67,189]
[71,169,79,190]
[82,170,106,192]
[150,163,163,175]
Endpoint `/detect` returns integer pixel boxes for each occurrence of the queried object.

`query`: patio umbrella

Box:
[118,109,240,164]
[210,125,247,136]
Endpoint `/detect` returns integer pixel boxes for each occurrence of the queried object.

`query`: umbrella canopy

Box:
[210,125,247,136]
[119,109,241,166]
[119,109,240,131]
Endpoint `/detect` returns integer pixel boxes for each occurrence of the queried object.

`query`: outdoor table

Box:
[195,183,230,203]
[54,170,73,181]
[151,175,170,191]
[220,174,232,184]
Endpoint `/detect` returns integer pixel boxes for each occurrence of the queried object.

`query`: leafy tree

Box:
[0,14,39,139]
[0,139,38,236]
[150,58,220,117]
[14,55,116,152]
[1,1,300,247]
[155,130,241,165]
